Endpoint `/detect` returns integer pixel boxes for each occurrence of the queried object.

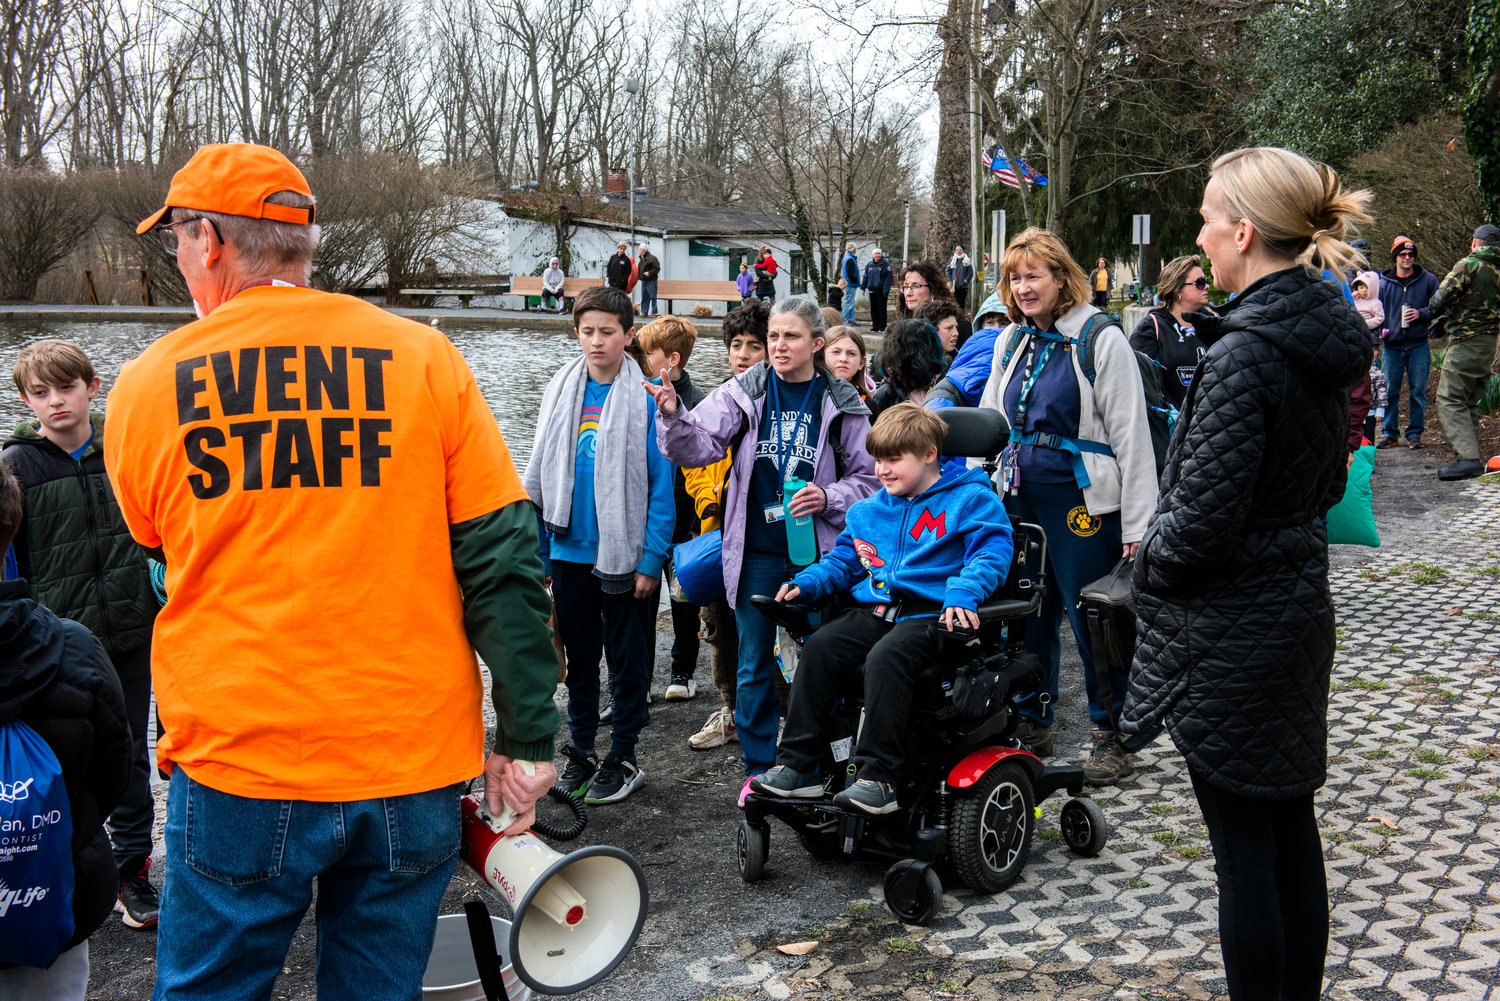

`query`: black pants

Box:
[1091,290,1109,310]
[108,644,155,867]
[1190,768,1327,1000]
[777,610,946,784]
[552,560,654,760]
[954,285,968,310]
[869,293,888,332]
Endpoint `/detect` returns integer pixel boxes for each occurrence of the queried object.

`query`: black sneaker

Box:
[556,744,598,798]
[583,754,645,805]
[832,778,898,815]
[1014,719,1054,758]
[116,856,160,929]
[749,765,823,799]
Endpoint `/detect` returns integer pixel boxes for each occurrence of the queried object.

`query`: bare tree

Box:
[1,0,130,165]
[0,169,100,298]
[487,0,626,184]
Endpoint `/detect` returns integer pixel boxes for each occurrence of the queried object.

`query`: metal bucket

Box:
[422,914,531,1001]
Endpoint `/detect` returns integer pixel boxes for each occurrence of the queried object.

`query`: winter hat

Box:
[1474,224,1500,244]
[1390,236,1416,258]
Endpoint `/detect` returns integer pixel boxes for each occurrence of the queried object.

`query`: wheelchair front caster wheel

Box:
[738,820,769,882]
[1060,796,1107,857]
[883,859,943,925]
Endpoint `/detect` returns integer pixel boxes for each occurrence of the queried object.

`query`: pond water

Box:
[0,317,732,468]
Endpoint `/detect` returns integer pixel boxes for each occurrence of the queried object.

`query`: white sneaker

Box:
[664,677,697,701]
[689,707,738,749]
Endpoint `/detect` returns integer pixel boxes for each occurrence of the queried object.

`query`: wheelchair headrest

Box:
[939,407,1010,459]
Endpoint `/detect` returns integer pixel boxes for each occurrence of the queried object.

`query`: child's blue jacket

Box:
[791,465,1012,614]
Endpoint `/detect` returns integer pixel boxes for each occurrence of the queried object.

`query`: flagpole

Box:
[968,0,980,280]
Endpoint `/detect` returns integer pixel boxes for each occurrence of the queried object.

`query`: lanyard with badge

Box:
[762,372,818,523]
[1000,328,1054,496]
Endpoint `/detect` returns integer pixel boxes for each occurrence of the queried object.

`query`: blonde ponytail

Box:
[1211,148,1373,278]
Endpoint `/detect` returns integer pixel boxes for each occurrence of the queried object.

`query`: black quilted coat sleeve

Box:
[1122,267,1372,798]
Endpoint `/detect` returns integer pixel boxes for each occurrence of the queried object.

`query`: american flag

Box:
[982,145,1048,189]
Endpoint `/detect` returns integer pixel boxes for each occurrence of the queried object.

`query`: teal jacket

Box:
[1,413,157,656]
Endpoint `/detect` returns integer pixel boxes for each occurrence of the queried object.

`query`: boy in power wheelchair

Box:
[740,406,1107,922]
[750,403,1012,813]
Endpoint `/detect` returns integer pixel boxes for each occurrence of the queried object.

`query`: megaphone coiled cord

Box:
[530,786,588,842]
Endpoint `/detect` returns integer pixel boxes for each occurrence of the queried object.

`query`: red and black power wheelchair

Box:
[737,407,1108,925]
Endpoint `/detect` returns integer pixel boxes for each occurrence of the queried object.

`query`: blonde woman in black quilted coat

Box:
[1121,148,1373,1001]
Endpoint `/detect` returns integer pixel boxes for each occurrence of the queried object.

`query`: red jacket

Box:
[755,253,778,278]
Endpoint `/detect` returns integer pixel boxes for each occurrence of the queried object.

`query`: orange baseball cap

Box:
[136,143,315,235]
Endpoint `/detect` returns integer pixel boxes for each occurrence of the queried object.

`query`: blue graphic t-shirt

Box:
[565,377,609,547]
[1002,338,1082,484]
[746,374,825,554]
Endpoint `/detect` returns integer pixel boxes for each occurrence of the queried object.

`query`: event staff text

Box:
[174,346,394,498]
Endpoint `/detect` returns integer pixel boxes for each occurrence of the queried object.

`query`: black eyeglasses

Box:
[157,216,223,254]
[1191,277,1211,289]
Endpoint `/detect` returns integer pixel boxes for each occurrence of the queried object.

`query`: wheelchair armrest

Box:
[974,596,1041,621]
[748,594,819,636]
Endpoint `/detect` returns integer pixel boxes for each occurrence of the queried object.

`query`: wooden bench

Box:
[655,280,743,313]
[509,276,604,310]
[400,288,481,307]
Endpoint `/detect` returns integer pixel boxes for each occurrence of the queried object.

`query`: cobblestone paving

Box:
[690,479,1500,1000]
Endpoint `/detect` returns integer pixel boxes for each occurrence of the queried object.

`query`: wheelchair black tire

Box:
[950,760,1035,893]
[738,819,769,882]
[1060,796,1108,857]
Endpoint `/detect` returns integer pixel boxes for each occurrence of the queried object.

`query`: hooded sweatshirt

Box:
[1377,263,1439,350]
[791,465,1013,614]
[1351,270,1384,332]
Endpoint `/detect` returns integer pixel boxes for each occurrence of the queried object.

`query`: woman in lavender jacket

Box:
[646,298,877,802]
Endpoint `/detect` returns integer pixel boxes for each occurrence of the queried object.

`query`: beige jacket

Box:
[977,303,1156,543]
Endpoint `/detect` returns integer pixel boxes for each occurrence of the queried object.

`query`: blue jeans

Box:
[1005,480,1125,731]
[733,550,795,775]
[1381,344,1430,442]
[551,559,653,761]
[640,279,658,315]
[841,282,857,325]
[153,769,461,1001]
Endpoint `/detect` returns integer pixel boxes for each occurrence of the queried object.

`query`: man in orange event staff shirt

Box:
[104,143,561,1001]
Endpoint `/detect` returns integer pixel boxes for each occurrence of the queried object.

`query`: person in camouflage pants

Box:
[1432,223,1500,480]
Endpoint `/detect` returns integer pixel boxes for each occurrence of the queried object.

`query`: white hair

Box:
[172,190,319,280]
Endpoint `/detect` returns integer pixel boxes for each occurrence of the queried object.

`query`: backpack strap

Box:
[998,324,1027,373]
[1073,312,1121,385]
[1014,431,1114,488]
[1151,312,1161,342]
[827,412,850,480]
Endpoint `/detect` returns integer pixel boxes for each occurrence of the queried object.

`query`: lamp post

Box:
[902,199,911,268]
[624,76,641,252]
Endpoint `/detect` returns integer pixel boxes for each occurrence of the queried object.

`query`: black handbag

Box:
[951,652,1045,719]
[1078,557,1137,717]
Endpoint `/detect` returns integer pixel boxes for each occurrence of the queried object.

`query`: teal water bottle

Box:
[783,477,818,566]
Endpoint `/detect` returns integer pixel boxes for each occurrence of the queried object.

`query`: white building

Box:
[471,193,873,316]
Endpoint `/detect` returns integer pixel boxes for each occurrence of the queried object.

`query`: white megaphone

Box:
[455,763,648,995]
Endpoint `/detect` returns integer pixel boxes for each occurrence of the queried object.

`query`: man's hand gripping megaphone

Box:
[483,755,558,836]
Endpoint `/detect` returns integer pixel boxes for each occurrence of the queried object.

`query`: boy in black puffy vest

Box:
[0,461,130,997]
[1,340,159,928]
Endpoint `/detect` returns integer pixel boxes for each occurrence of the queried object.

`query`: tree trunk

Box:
[930,0,971,267]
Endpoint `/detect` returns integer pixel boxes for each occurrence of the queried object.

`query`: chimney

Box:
[607,169,627,194]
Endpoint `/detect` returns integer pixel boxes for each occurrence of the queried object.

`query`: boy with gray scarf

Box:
[523,286,675,805]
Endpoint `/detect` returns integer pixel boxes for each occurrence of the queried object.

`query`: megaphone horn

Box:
[458,770,649,995]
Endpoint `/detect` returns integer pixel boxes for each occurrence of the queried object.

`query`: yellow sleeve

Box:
[683,451,733,532]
